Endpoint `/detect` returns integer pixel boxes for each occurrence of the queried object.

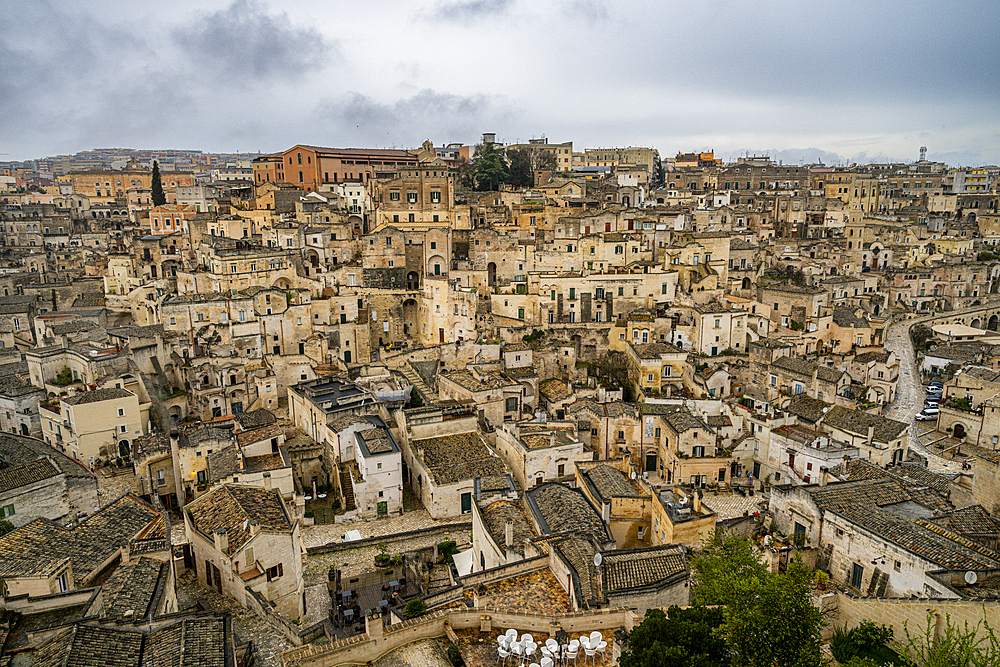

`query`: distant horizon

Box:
[8,143,998,171]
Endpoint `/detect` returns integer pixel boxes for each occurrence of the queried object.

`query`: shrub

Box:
[404,599,427,618]
[438,539,459,564]
[446,644,464,667]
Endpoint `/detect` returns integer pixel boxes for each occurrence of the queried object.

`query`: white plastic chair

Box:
[589,631,602,646]
[497,646,510,665]
[541,657,554,667]
[584,644,596,665]
[506,629,518,639]
[499,635,509,646]
[522,634,534,645]
[565,645,578,665]
[594,640,607,663]
[525,642,537,661]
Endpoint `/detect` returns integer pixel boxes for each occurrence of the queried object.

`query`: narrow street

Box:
[882,306,996,475]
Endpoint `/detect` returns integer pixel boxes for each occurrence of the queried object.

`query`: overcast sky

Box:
[2,0,997,165]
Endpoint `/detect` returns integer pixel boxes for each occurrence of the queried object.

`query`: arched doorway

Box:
[428,254,445,276]
[118,439,131,459]
[741,277,751,290]
[953,423,967,439]
[406,271,419,291]
[971,318,982,329]
[989,315,998,331]
[487,262,497,287]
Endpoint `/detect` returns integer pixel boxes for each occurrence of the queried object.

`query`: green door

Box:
[377,501,387,517]
[461,492,472,514]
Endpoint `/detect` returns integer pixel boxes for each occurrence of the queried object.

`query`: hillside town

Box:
[1,139,999,666]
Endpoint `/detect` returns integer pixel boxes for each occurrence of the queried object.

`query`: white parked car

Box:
[915,407,939,421]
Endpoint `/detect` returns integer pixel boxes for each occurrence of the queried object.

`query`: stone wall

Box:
[834,592,1000,652]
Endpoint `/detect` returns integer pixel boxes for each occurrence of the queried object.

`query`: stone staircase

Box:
[339,467,356,511]
[399,362,435,405]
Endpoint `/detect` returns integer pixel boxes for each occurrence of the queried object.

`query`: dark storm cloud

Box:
[173,0,336,80]
[315,89,513,146]
[419,0,514,22]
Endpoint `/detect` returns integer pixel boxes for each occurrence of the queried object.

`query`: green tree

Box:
[507,148,534,188]
[0,520,14,537]
[151,160,166,206]
[620,606,730,667]
[691,535,824,667]
[690,532,770,607]
[471,142,509,191]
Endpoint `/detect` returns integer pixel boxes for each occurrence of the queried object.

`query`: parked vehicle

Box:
[927,385,943,394]
[925,397,941,406]
[915,407,940,421]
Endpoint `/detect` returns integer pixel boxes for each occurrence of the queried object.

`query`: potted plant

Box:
[816,571,829,591]
[390,553,403,566]
[374,542,390,567]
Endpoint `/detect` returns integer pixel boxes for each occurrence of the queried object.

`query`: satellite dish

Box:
[965,571,979,585]
[630,471,637,480]
[593,553,603,567]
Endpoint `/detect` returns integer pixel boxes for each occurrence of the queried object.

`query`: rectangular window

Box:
[430,191,441,203]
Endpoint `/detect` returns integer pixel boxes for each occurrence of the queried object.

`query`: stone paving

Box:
[96,467,137,505]
[300,509,469,549]
[175,569,292,667]
[477,569,570,614]
[701,492,763,520]
[373,638,452,667]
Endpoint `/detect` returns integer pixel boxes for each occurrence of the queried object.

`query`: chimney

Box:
[867,424,875,447]
[504,519,514,547]
[819,466,829,487]
[213,527,229,555]
[249,519,260,537]
[692,490,702,513]
[262,471,272,491]
[550,431,556,448]
[169,430,184,510]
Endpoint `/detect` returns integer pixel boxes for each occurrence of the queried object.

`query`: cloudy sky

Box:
[2,0,997,165]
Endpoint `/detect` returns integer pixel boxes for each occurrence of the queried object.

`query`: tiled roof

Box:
[31,615,229,667]
[822,406,908,444]
[539,378,573,402]
[63,387,132,405]
[357,428,394,455]
[185,485,290,554]
[0,457,60,493]
[526,483,610,542]
[0,494,160,582]
[243,452,285,472]
[414,431,507,485]
[772,356,845,383]
[235,422,281,447]
[234,408,277,430]
[854,350,891,364]
[601,545,688,593]
[481,499,537,556]
[889,462,954,493]
[832,308,869,328]
[932,505,1000,537]
[582,465,642,501]
[207,446,241,483]
[633,342,684,359]
[101,556,164,621]
[553,536,599,603]
[784,394,832,423]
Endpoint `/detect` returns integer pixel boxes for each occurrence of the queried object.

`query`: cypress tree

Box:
[151,160,166,206]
